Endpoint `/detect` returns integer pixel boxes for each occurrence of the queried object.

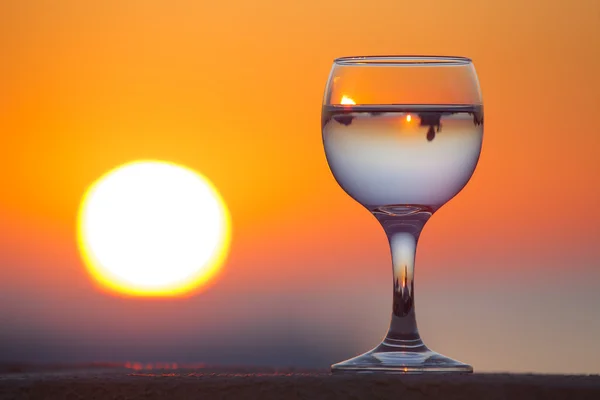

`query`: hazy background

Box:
[1,0,599,374]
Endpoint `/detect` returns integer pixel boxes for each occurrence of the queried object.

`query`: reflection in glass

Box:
[321,56,483,373]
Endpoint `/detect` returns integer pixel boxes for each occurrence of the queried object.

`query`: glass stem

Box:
[373,207,432,350]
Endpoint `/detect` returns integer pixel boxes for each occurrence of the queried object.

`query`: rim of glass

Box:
[334,55,472,66]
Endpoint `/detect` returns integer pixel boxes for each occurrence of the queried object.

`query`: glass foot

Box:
[331,343,473,374]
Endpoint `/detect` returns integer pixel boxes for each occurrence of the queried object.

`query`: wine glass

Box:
[321,56,483,373]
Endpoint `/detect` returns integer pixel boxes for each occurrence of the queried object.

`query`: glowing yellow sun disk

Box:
[406,114,412,122]
[77,160,231,297]
[340,95,356,105]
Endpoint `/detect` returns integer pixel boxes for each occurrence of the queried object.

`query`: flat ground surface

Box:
[1,366,599,399]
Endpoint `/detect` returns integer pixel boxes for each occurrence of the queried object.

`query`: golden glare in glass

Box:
[77,160,231,297]
[340,95,356,105]
[401,113,420,131]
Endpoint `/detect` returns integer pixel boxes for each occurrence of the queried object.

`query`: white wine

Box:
[322,105,483,212]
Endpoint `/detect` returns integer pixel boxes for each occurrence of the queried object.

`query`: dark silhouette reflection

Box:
[324,107,483,143]
[333,114,354,126]
[426,126,436,141]
[472,110,483,126]
[419,112,442,142]
[393,265,414,317]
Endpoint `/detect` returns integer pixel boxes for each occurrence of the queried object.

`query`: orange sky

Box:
[1,0,600,373]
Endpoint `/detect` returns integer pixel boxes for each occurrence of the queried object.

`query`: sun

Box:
[77,160,231,297]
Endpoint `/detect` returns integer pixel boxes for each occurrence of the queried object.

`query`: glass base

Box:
[331,343,473,374]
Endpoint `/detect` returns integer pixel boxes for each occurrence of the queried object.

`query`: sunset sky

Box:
[1,0,600,374]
